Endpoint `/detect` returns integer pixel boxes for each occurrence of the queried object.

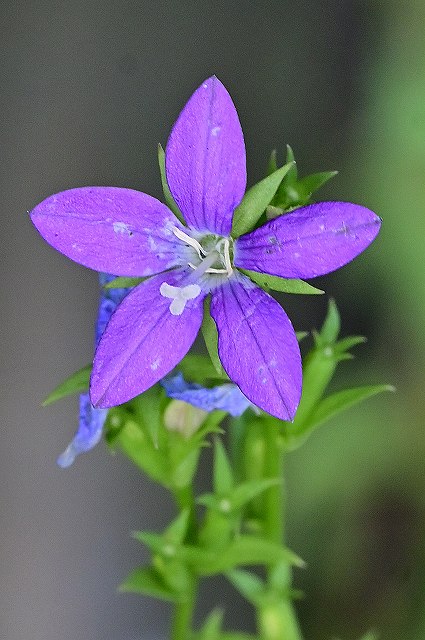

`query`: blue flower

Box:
[161,372,253,417]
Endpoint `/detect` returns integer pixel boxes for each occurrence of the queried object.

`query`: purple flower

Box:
[161,372,253,417]
[31,76,381,421]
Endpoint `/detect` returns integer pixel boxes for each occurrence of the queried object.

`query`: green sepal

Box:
[271,146,337,211]
[202,297,225,376]
[297,170,338,197]
[130,384,165,448]
[42,364,91,406]
[157,143,185,223]
[119,566,182,602]
[231,162,294,237]
[192,609,256,640]
[239,269,323,295]
[103,276,145,289]
[266,149,278,176]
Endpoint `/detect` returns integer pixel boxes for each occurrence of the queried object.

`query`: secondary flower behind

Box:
[30,76,381,421]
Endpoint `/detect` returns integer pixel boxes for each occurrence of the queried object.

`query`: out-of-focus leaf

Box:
[119,566,181,602]
[197,478,280,514]
[42,364,91,406]
[158,143,185,223]
[240,269,324,295]
[232,162,294,237]
[213,439,234,495]
[179,536,304,575]
[301,385,395,435]
[226,568,265,605]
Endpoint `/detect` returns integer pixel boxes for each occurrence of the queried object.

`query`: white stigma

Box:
[172,226,233,276]
[160,282,201,316]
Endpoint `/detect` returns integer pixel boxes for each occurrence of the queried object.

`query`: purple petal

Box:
[30,187,184,276]
[161,372,253,417]
[234,202,381,279]
[210,277,301,421]
[166,76,246,236]
[57,393,108,468]
[90,270,205,407]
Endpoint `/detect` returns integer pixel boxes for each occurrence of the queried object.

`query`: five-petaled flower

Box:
[31,76,381,421]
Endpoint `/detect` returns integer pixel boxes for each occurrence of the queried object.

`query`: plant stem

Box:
[171,578,196,640]
[260,420,303,640]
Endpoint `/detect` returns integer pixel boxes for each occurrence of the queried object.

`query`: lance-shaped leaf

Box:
[178,536,304,575]
[298,384,395,437]
[240,269,324,295]
[119,566,182,602]
[297,170,338,198]
[42,364,91,406]
[315,298,340,346]
[158,143,185,223]
[226,568,265,605]
[213,438,234,495]
[232,162,294,237]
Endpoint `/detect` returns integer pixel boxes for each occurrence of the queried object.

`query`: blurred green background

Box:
[1,1,424,639]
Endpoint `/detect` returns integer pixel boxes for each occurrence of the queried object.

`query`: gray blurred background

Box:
[2,1,425,639]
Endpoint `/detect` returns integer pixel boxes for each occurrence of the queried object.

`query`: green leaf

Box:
[302,385,395,434]
[194,609,224,640]
[42,364,91,406]
[297,170,338,197]
[284,145,297,182]
[158,143,185,223]
[119,566,181,602]
[231,162,294,237]
[164,509,190,545]
[240,269,324,295]
[316,298,340,345]
[130,385,165,448]
[103,276,145,289]
[213,439,234,495]
[202,297,225,376]
[179,536,304,575]
[226,569,265,605]
[198,478,281,514]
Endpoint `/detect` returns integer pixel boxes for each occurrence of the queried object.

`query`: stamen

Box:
[160,282,201,316]
[172,226,206,260]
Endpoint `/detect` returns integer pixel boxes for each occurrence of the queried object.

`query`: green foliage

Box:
[157,143,185,223]
[119,566,182,602]
[269,145,338,213]
[240,268,324,295]
[42,364,91,405]
[231,162,294,237]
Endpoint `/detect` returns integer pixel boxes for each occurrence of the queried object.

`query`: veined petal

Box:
[161,372,253,417]
[57,393,107,468]
[234,202,381,279]
[165,76,246,235]
[30,187,184,276]
[210,277,301,420]
[90,270,205,407]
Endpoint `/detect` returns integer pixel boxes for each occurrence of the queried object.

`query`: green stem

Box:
[171,578,196,640]
[259,420,303,640]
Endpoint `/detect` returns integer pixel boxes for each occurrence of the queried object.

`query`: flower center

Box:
[172,226,233,276]
[160,226,234,316]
